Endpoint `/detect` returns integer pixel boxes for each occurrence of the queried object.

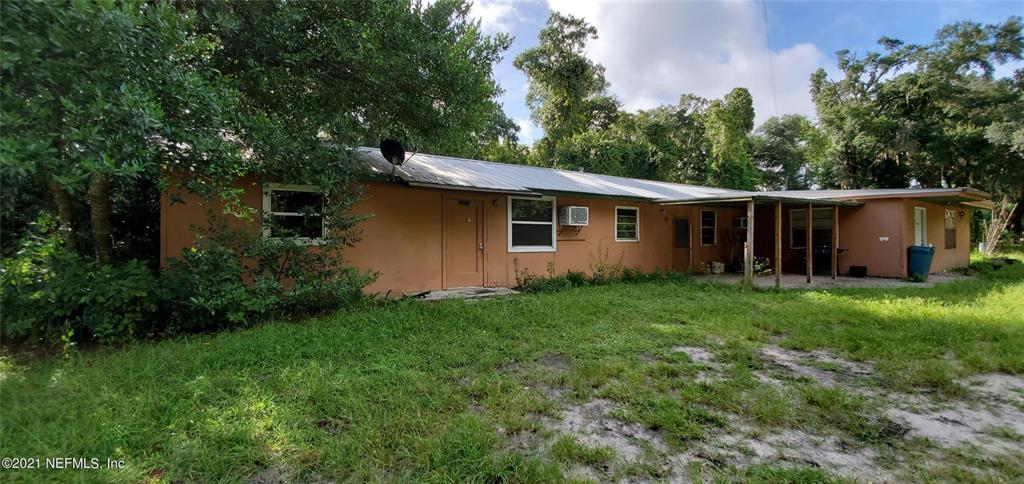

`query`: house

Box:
[160,147,993,294]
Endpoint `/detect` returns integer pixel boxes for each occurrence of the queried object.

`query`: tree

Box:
[810,17,1022,195]
[704,88,759,190]
[1,0,244,263]
[514,13,620,162]
[751,114,818,190]
[1,0,515,265]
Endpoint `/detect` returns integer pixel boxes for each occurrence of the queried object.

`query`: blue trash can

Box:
[907,246,935,278]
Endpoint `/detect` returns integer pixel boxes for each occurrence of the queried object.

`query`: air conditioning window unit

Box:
[559,206,589,226]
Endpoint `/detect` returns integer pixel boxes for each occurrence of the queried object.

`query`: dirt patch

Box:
[715,424,893,482]
[547,399,667,462]
[759,345,873,387]
[669,345,725,383]
[537,354,571,373]
[670,345,716,364]
[882,373,1024,456]
[545,398,893,481]
[496,359,523,374]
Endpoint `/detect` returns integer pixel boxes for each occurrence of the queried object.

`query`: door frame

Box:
[442,194,487,289]
[672,216,693,273]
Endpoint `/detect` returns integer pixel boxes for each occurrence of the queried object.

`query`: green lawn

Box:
[2,257,1023,483]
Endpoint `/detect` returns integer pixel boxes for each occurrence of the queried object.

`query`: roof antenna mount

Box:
[380,139,406,182]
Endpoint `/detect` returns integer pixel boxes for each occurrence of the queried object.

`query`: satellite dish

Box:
[380,139,406,166]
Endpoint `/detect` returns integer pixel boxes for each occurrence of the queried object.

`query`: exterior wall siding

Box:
[160,179,975,294]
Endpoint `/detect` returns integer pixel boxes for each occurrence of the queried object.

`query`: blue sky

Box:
[467,0,1023,144]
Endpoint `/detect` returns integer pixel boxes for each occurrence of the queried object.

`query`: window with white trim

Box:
[944,209,956,249]
[700,210,716,245]
[914,206,927,246]
[508,196,556,252]
[615,206,639,241]
[263,184,326,242]
[790,208,832,249]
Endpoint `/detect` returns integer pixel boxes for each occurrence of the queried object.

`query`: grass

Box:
[1,254,1023,482]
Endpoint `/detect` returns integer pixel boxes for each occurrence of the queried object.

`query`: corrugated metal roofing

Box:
[355,147,990,206]
[356,147,742,201]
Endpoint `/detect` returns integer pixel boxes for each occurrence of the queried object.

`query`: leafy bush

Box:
[159,244,277,333]
[2,228,158,345]
[2,215,375,347]
[511,259,690,294]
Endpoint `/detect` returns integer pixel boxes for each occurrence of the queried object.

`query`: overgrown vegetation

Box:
[0,0,514,346]
[511,253,691,294]
[2,255,1021,482]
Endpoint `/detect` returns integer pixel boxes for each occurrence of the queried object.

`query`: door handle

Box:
[479,243,484,251]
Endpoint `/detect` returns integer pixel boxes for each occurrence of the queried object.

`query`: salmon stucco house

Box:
[160,147,993,294]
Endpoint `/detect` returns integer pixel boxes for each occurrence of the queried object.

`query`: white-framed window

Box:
[914,206,927,246]
[944,209,956,249]
[700,210,716,246]
[790,207,832,249]
[262,183,326,244]
[508,195,556,252]
[615,206,639,242]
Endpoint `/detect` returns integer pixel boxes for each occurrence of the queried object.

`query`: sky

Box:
[466,0,1023,144]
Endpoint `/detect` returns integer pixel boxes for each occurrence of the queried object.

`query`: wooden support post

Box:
[806,203,813,284]
[832,205,839,279]
[775,201,782,289]
[744,199,754,287]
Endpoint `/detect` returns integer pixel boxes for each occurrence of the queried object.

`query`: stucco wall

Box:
[900,199,972,275]
[161,180,748,294]
[161,180,974,293]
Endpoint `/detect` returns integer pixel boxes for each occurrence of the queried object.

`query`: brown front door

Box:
[445,198,484,288]
[672,218,691,272]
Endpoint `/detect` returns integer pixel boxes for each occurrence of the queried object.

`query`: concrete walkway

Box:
[694,273,968,289]
[418,286,519,301]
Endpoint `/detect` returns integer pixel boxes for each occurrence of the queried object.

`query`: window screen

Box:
[700,210,716,245]
[615,207,639,241]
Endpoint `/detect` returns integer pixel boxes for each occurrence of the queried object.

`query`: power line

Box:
[761,0,779,116]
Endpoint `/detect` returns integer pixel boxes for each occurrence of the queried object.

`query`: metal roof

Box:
[355,147,991,207]
[356,147,742,201]
[657,188,991,207]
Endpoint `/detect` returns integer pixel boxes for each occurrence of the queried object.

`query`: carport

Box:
[658,195,862,288]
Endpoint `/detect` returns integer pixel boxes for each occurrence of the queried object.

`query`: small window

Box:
[914,207,927,246]
[700,210,716,245]
[944,209,956,249]
[790,208,832,249]
[508,196,556,252]
[615,206,639,241]
[263,184,325,242]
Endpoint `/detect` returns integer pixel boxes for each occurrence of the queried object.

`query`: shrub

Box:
[159,244,275,333]
[2,215,375,347]
[510,261,690,294]
[2,237,158,345]
[564,270,589,287]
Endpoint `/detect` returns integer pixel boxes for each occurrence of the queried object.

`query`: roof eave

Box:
[656,195,861,207]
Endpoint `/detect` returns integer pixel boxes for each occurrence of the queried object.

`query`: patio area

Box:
[694,272,969,289]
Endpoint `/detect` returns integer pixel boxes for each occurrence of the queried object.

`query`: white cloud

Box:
[546,0,830,124]
[515,117,540,144]
[471,0,522,34]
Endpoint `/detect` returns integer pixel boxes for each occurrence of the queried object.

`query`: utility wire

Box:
[761,0,779,116]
